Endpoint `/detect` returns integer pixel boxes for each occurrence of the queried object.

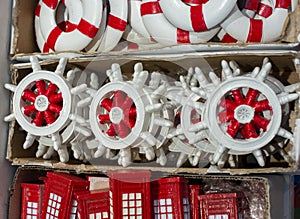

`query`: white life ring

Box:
[220,0,290,42]
[141,0,219,46]
[128,0,154,42]
[159,0,236,32]
[35,0,83,52]
[97,0,128,52]
[39,0,102,51]
[218,0,273,43]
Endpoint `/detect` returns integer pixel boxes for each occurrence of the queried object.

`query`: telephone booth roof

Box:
[107,170,151,183]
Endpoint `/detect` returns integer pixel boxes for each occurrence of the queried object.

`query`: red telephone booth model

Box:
[107,170,151,219]
[74,189,110,219]
[21,183,44,219]
[151,177,191,219]
[189,185,201,219]
[41,172,90,219]
[199,192,247,219]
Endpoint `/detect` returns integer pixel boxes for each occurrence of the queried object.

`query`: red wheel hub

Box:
[22,80,63,126]
[98,90,137,139]
[218,88,272,139]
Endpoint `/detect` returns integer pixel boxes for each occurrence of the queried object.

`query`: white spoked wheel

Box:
[13,71,72,136]
[187,60,297,166]
[89,63,173,166]
[90,81,148,150]
[159,0,236,32]
[206,77,282,152]
[4,57,88,162]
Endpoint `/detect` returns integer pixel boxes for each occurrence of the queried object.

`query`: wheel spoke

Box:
[253,114,270,131]
[113,91,126,107]
[121,96,134,110]
[35,80,46,95]
[241,123,258,139]
[253,99,272,112]
[231,89,244,104]
[22,89,37,102]
[48,103,62,114]
[123,117,136,128]
[44,110,56,124]
[48,93,63,103]
[23,104,37,116]
[45,83,58,97]
[100,98,113,112]
[116,120,131,138]
[226,119,241,138]
[98,114,111,124]
[244,88,259,106]
[32,112,44,126]
[220,99,238,111]
[218,110,235,123]
[106,124,116,136]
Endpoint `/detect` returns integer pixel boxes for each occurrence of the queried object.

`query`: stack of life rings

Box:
[34,0,291,53]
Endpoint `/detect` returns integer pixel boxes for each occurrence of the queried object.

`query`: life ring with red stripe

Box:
[128,0,154,43]
[39,0,102,51]
[141,0,219,46]
[218,0,273,43]
[220,0,290,43]
[159,0,236,32]
[97,0,128,52]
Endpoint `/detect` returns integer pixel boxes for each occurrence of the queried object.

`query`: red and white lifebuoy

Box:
[39,0,102,51]
[35,0,83,52]
[141,0,219,46]
[128,0,154,43]
[218,0,272,43]
[97,0,128,52]
[220,0,290,42]
[159,0,236,32]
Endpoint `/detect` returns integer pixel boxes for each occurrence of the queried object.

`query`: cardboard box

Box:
[6,52,300,175]
[8,166,272,219]
[10,0,300,61]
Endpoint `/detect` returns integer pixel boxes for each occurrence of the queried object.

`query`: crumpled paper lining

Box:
[202,179,268,219]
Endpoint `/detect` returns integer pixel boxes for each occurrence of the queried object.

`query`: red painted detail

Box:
[77,19,99,38]
[48,93,63,103]
[190,5,208,31]
[275,0,291,9]
[258,3,273,18]
[177,29,190,43]
[42,0,59,9]
[23,105,37,116]
[231,89,244,104]
[222,33,238,43]
[226,119,241,138]
[44,110,56,124]
[244,88,259,106]
[141,1,163,16]
[35,4,41,17]
[22,90,37,102]
[48,103,62,114]
[107,14,127,31]
[247,18,263,42]
[46,26,63,50]
[100,98,113,112]
[98,114,111,124]
[33,112,44,126]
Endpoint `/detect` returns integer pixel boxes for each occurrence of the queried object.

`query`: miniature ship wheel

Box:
[89,63,173,166]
